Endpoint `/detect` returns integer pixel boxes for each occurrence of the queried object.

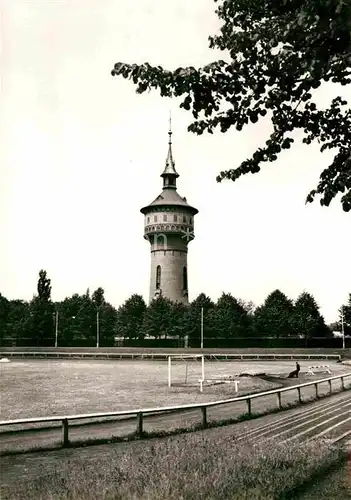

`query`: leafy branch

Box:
[111,0,351,211]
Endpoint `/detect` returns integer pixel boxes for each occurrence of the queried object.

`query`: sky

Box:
[1,0,350,323]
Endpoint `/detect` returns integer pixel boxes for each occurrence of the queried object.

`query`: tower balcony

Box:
[144,222,194,238]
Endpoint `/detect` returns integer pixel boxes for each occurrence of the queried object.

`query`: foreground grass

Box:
[1,433,347,500]
[298,458,351,499]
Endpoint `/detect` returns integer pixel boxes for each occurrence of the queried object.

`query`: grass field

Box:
[1,358,347,422]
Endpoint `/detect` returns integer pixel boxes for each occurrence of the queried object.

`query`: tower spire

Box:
[168,110,172,145]
[161,113,179,188]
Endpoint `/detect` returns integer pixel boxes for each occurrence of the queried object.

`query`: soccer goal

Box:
[167,354,240,393]
[167,354,204,387]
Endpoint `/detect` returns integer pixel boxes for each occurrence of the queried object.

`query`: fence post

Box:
[62,419,69,447]
[341,377,345,390]
[328,379,332,395]
[277,392,282,409]
[137,412,143,437]
[314,383,319,398]
[247,398,251,416]
[201,406,207,429]
[297,387,302,404]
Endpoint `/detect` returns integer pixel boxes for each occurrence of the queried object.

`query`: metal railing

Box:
[0,372,350,448]
[0,351,342,361]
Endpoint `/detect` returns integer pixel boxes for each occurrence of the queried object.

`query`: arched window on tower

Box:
[156,265,161,289]
[183,266,188,291]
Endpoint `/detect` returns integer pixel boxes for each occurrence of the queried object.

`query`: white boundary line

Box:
[282,405,351,443]
[313,415,351,440]
[331,428,351,444]
[236,394,351,442]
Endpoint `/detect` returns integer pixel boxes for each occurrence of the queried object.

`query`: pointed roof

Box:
[140,117,198,216]
[161,114,179,178]
[140,189,198,215]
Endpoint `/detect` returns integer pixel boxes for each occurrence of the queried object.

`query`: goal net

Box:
[167,355,240,393]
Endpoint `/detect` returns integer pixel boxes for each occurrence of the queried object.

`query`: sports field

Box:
[0,358,347,421]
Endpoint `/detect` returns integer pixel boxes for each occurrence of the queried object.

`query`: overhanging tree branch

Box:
[111,0,351,211]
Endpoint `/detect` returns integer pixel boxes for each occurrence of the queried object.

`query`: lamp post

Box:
[54,311,59,348]
[200,307,204,349]
[200,307,205,384]
[341,306,345,350]
[96,310,100,348]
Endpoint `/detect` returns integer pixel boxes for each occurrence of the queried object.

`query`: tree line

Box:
[0,270,350,347]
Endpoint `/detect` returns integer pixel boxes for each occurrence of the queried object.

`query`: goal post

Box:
[167,354,204,388]
[167,354,239,393]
